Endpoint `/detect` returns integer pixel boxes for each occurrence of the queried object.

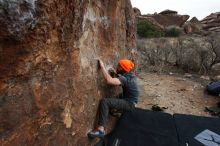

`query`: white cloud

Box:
[131,0,220,20]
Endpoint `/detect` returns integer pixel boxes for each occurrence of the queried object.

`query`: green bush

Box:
[137,20,164,38]
[164,26,182,37]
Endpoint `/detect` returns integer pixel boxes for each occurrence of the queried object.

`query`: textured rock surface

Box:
[137,16,164,30]
[0,0,37,40]
[137,36,218,74]
[201,12,220,32]
[0,0,136,145]
[183,17,202,34]
[211,63,220,76]
[207,32,220,62]
[209,33,220,77]
[133,7,141,17]
[142,9,189,28]
[190,17,199,23]
[183,22,202,34]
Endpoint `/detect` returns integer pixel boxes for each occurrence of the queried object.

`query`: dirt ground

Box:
[136,73,220,117]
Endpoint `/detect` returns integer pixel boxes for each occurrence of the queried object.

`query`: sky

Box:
[131,0,220,20]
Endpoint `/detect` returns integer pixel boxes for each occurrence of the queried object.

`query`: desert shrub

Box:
[164,26,182,37]
[137,20,164,38]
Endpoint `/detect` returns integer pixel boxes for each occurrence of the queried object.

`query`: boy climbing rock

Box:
[88,59,139,138]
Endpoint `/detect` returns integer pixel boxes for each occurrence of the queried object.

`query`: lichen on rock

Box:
[0,0,37,40]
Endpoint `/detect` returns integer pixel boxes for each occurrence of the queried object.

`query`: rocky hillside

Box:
[136,9,189,29]
[0,0,136,145]
[201,12,220,32]
[134,8,220,34]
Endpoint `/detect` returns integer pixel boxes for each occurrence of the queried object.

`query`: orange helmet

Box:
[118,59,134,72]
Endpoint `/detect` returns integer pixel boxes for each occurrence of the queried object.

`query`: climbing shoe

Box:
[151,104,168,112]
[205,106,220,116]
[88,129,105,139]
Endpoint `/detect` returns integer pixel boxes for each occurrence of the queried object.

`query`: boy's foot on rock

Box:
[88,129,105,139]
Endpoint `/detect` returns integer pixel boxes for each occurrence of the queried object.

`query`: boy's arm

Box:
[98,59,121,86]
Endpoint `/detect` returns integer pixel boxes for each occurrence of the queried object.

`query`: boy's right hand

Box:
[98,59,104,68]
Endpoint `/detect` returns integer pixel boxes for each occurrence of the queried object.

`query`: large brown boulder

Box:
[201,12,220,32]
[137,16,164,29]
[183,17,202,34]
[142,9,189,28]
[0,0,136,145]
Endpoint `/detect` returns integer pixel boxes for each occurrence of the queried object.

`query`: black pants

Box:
[98,98,135,127]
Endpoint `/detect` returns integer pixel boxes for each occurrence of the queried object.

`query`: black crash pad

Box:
[105,108,179,146]
[174,114,220,146]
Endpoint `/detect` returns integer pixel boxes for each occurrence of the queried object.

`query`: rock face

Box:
[190,17,199,23]
[159,9,177,15]
[183,17,202,34]
[133,7,141,17]
[141,9,189,28]
[211,63,220,76]
[0,0,136,146]
[0,0,37,40]
[201,12,220,32]
[137,35,220,74]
